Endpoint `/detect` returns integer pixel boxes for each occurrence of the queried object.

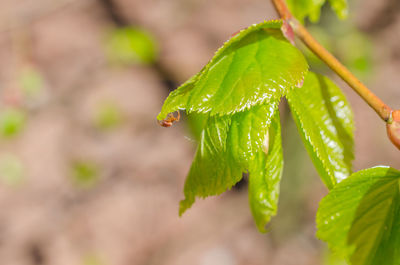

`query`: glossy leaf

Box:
[317,166,400,265]
[179,104,279,215]
[158,20,308,120]
[286,72,354,189]
[248,112,283,232]
[287,0,348,23]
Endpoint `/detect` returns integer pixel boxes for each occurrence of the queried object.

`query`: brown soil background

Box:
[0,0,399,264]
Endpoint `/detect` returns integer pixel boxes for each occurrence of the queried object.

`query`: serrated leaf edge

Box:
[316,166,400,263]
[158,19,309,120]
[287,95,337,189]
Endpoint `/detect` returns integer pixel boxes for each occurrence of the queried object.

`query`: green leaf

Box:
[186,112,208,141]
[287,0,325,23]
[287,0,348,23]
[248,111,283,232]
[158,20,308,119]
[179,104,279,215]
[286,72,354,189]
[328,0,348,20]
[317,166,400,265]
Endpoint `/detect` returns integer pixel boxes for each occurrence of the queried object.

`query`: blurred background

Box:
[0,0,399,264]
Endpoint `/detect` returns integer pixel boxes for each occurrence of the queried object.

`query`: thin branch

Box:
[271,0,393,122]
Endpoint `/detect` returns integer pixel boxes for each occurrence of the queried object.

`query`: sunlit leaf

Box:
[158,20,308,119]
[286,72,354,189]
[180,104,279,215]
[323,248,348,265]
[317,166,400,265]
[248,111,283,232]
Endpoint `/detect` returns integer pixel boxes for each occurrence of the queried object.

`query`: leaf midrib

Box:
[355,178,399,265]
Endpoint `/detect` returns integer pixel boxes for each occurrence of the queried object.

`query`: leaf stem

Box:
[271,0,393,122]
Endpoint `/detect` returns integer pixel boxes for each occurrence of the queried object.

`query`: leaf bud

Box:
[387,110,400,150]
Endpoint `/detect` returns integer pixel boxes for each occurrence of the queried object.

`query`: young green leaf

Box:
[248,111,283,232]
[287,0,348,23]
[286,0,325,23]
[317,166,400,265]
[158,20,308,120]
[179,104,279,215]
[286,72,354,189]
[328,0,348,20]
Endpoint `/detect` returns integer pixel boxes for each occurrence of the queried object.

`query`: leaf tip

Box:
[157,111,181,128]
[179,197,193,216]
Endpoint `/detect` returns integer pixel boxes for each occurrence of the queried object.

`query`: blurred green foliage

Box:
[300,23,373,80]
[71,160,99,188]
[0,154,25,187]
[287,0,348,24]
[19,66,44,100]
[0,108,26,138]
[95,101,124,130]
[105,27,158,65]
[81,253,106,265]
[287,0,325,23]
[323,249,348,265]
[336,30,372,77]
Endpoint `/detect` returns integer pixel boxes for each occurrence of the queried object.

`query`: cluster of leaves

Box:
[157,1,399,264]
[158,19,353,229]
